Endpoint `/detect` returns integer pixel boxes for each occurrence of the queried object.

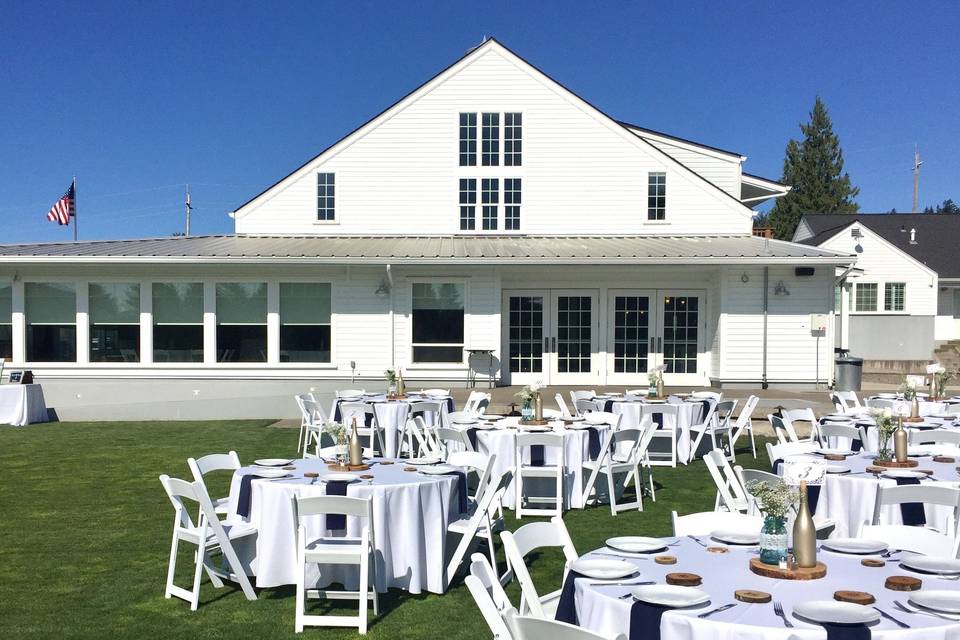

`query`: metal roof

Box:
[0,234,854,265]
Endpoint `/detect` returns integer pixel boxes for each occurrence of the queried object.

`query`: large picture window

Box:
[412,283,464,363]
[89,283,140,362]
[153,283,203,362]
[216,283,267,362]
[0,282,11,360]
[25,282,76,362]
[280,283,331,362]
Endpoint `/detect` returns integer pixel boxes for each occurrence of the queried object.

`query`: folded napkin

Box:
[530,444,546,466]
[602,399,615,412]
[553,570,586,625]
[236,474,269,519]
[445,469,470,515]
[466,428,479,451]
[821,622,871,640]
[894,476,926,526]
[586,427,602,459]
[771,458,783,474]
[629,600,671,640]
[808,484,822,515]
[324,480,349,531]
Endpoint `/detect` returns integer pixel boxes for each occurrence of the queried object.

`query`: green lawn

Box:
[0,421,772,639]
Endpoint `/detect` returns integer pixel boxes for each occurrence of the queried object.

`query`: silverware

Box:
[593,552,649,560]
[687,535,709,548]
[894,600,959,621]
[873,606,910,628]
[588,579,656,587]
[881,549,902,558]
[773,601,793,628]
[698,603,737,619]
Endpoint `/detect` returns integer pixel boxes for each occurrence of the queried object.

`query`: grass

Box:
[0,421,773,639]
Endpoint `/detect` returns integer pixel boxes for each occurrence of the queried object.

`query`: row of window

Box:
[459,178,521,230]
[0,281,466,365]
[459,112,521,167]
[852,282,906,312]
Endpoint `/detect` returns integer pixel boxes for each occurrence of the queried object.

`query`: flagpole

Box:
[72,176,78,241]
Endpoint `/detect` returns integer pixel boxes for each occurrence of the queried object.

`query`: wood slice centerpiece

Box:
[823,454,847,461]
[518,418,549,426]
[645,396,668,401]
[834,591,876,605]
[386,394,407,401]
[665,572,702,586]
[903,416,925,423]
[749,557,827,580]
[934,456,956,464]
[327,463,371,472]
[735,589,772,603]
[654,555,677,565]
[873,458,919,468]
[885,576,922,591]
[861,558,886,568]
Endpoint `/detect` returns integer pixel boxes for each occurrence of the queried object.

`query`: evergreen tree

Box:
[923,199,960,214]
[766,97,859,239]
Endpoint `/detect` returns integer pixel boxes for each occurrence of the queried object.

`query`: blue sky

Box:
[2,1,958,242]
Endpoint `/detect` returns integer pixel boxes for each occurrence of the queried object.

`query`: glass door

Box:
[657,291,704,386]
[606,290,655,385]
[550,290,599,385]
[504,290,549,386]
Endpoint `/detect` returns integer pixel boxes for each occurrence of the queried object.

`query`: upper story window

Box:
[89,282,140,362]
[504,113,522,166]
[482,178,499,230]
[854,283,878,312]
[647,172,666,220]
[884,282,906,312]
[481,113,499,166]
[504,178,521,230]
[459,179,476,231]
[0,282,11,360]
[317,173,335,221]
[458,113,477,166]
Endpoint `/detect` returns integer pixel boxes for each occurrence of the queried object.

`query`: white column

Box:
[840,282,851,351]
[267,281,280,364]
[140,282,152,364]
[203,281,216,364]
[76,282,89,364]
[12,279,24,364]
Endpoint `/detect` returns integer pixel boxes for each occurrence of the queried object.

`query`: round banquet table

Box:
[606,398,708,465]
[821,414,959,452]
[865,397,952,418]
[572,535,960,640]
[776,450,960,538]
[333,393,454,458]
[225,457,460,594]
[458,416,610,510]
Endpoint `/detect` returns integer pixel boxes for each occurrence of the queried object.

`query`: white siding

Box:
[642,138,742,198]
[235,46,753,236]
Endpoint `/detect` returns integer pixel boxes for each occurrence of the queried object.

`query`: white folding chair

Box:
[766,440,819,465]
[187,450,241,517]
[295,393,316,455]
[783,408,819,442]
[500,516,578,619]
[554,393,573,418]
[573,398,599,416]
[466,574,516,640]
[910,429,960,446]
[465,391,492,414]
[708,399,737,458]
[640,403,679,467]
[769,414,795,444]
[400,415,441,458]
[691,390,722,402]
[515,432,565,519]
[0,357,4,383]
[703,449,750,513]
[504,609,625,640]
[436,426,475,456]
[339,402,384,456]
[158,474,257,610]
[581,424,653,515]
[817,423,863,450]
[292,494,378,634]
[727,395,759,460]
[858,522,960,558]
[686,398,719,462]
[446,468,510,585]
[734,466,781,492]
[331,389,367,423]
[470,552,512,610]
[448,450,495,503]
[301,398,335,457]
[569,391,596,416]
[872,483,960,532]
[831,391,863,415]
[671,509,763,536]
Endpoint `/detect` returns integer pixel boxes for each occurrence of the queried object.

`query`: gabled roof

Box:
[0,234,853,265]
[232,38,757,221]
[794,213,960,278]
[618,121,746,161]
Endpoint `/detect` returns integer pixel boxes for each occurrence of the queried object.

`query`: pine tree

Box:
[766,97,859,239]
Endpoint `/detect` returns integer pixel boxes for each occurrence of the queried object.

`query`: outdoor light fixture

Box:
[774,280,790,296]
[375,278,391,297]
[741,272,750,283]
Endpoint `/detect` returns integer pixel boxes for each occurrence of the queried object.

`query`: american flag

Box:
[46,182,76,225]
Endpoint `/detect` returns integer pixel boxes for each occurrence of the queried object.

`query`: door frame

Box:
[656,289,707,386]
[549,289,600,386]
[500,289,549,386]
[605,289,657,386]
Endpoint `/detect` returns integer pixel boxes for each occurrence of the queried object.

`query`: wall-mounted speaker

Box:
[795,267,815,277]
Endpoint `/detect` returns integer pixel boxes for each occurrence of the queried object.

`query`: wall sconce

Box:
[740,272,750,283]
[774,280,790,296]
[375,278,391,297]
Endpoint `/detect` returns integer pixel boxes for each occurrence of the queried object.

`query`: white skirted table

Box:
[607,398,708,464]
[226,457,460,594]
[570,535,960,640]
[0,384,48,426]
[332,392,454,458]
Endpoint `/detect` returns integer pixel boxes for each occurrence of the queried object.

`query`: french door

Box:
[503,289,599,385]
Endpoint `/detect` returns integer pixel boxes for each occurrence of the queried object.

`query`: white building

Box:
[0,39,854,419]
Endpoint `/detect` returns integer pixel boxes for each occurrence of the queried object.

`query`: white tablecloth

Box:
[609,400,705,464]
[866,398,950,417]
[822,415,959,452]
[226,457,459,594]
[334,393,453,457]
[573,536,960,640]
[0,384,47,426]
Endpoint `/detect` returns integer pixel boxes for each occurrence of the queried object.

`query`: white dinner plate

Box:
[901,555,960,575]
[254,458,293,467]
[250,468,290,479]
[817,448,854,456]
[826,464,851,474]
[793,601,880,625]
[338,396,363,402]
[322,473,360,483]
[452,416,479,425]
[417,464,459,475]
[908,449,933,457]
[584,414,609,425]
[422,389,449,398]
[881,469,926,480]
[561,416,586,423]
[605,536,667,554]
[909,590,960,614]
[876,393,898,399]
[519,425,553,432]
[821,538,887,555]
[563,422,594,430]
[644,399,667,404]
[709,530,759,545]
[406,456,441,466]
[571,558,638,581]
[822,414,855,422]
[632,585,709,608]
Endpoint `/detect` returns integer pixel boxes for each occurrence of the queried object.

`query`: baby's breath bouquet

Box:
[323,422,348,463]
[870,407,896,461]
[899,376,919,401]
[514,382,543,402]
[746,479,798,519]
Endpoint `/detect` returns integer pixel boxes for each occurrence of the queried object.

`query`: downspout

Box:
[386,264,394,369]
[762,266,769,389]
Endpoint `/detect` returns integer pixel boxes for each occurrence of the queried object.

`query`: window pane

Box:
[481,112,499,166]
[647,172,666,220]
[216,283,267,324]
[855,283,878,312]
[0,281,10,320]
[884,283,905,312]
[413,346,464,363]
[280,325,331,363]
[280,283,331,325]
[459,178,476,230]
[412,283,464,362]
[89,283,140,324]
[154,325,203,362]
[90,324,140,362]
[0,325,10,360]
[217,325,267,362]
[27,325,76,362]
[504,112,522,166]
[153,283,203,324]
[25,282,75,324]
[458,113,476,166]
[317,173,335,221]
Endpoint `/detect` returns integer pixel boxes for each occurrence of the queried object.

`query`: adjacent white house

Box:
[0,39,854,419]
[794,213,960,361]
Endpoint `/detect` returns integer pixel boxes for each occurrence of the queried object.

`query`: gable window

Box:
[459,179,476,230]
[458,113,477,166]
[647,172,666,220]
[0,282,11,360]
[216,283,267,362]
[504,178,521,230]
[504,112,522,166]
[153,282,203,362]
[25,282,76,362]
[481,113,499,166]
[317,173,335,221]
[280,283,331,362]
[884,282,906,312]
[481,178,499,230]
[412,283,464,363]
[855,283,878,312]
[89,282,140,362]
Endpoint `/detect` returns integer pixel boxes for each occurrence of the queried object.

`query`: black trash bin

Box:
[835,355,863,391]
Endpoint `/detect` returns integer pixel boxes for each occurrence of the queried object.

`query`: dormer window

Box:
[647,172,666,220]
[317,173,335,221]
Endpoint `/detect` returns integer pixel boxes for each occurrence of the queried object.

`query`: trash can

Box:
[835,355,863,391]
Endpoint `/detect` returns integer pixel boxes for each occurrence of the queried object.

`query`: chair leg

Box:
[190,542,206,611]
[515,472,523,519]
[647,465,656,502]
[606,471,617,516]
[295,550,305,633]
[359,551,369,634]
[749,426,757,459]
[165,530,180,600]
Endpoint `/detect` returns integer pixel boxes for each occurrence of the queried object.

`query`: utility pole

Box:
[912,145,922,212]
[185,183,192,236]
